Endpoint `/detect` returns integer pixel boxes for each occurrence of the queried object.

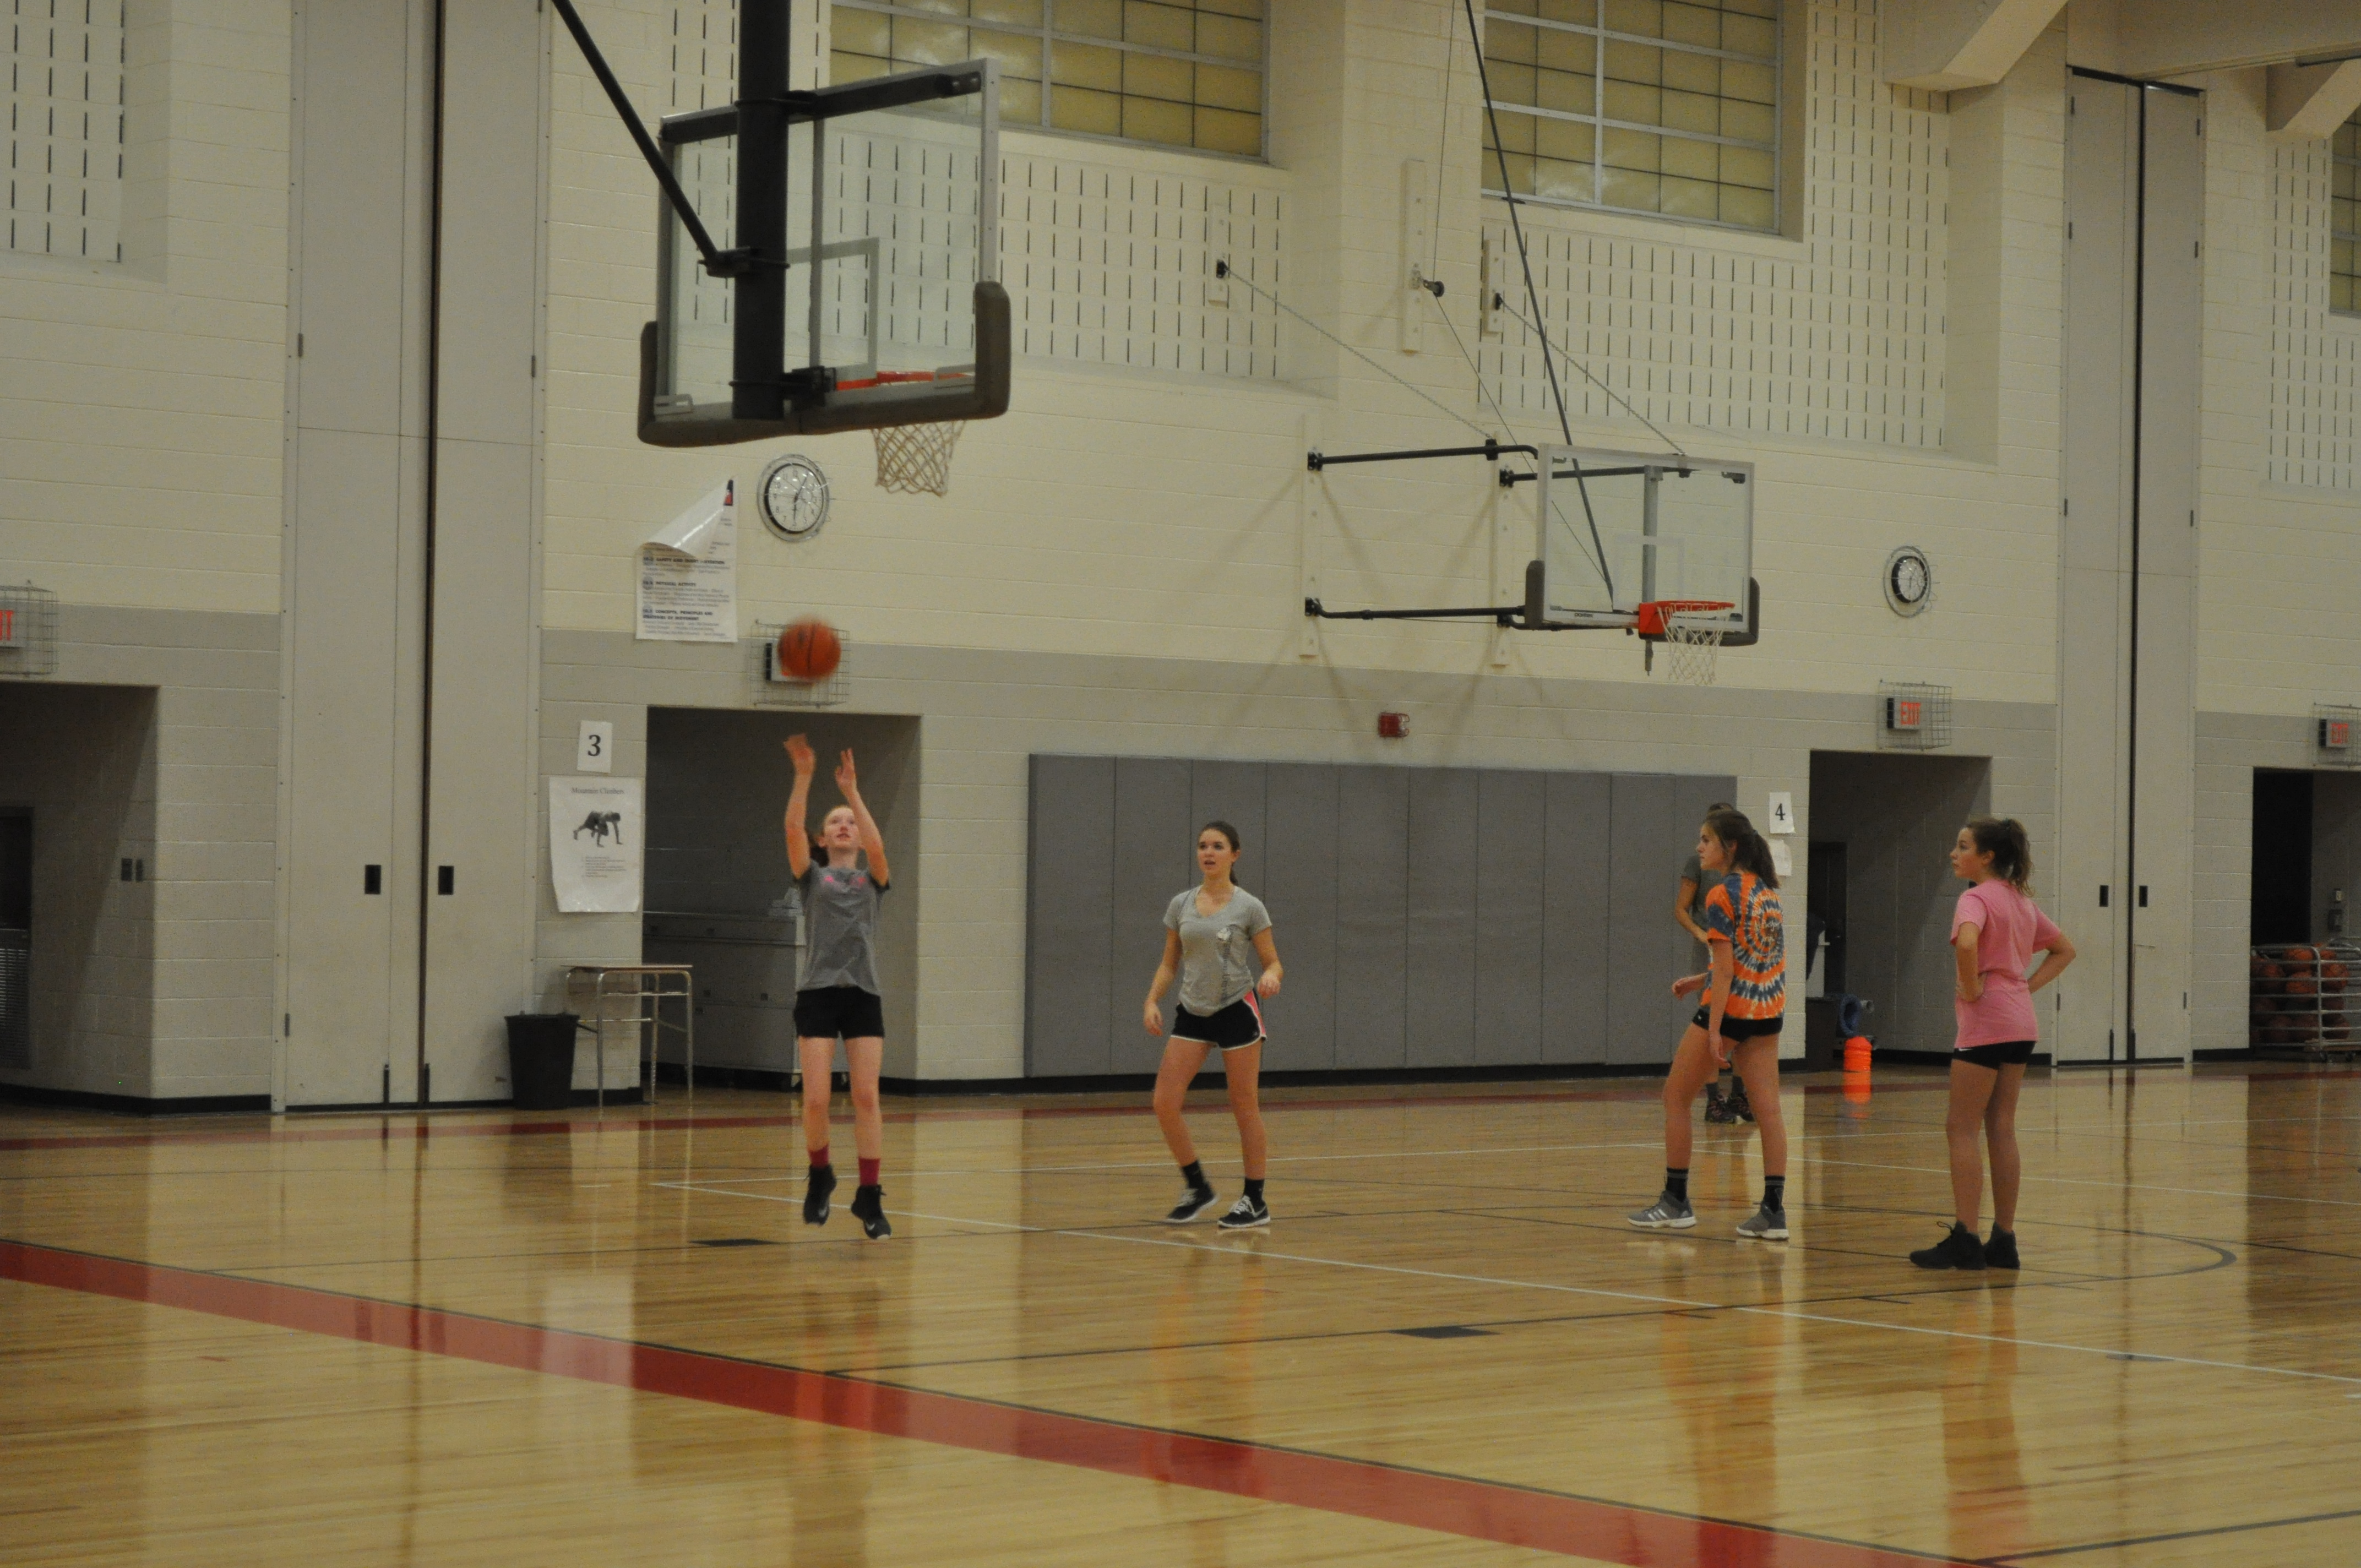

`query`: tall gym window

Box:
[829,1,1266,160]
[1481,0,1779,233]
[2334,117,2359,315]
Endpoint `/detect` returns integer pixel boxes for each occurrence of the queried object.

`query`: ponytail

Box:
[1965,816,2033,892]
[1701,808,1778,889]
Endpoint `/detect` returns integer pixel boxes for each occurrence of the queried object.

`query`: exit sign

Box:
[1886,696,1922,731]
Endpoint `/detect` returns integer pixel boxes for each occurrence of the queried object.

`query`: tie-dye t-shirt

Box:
[1703,870,1785,1022]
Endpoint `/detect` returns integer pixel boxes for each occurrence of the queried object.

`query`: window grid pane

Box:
[830,0,1264,159]
[2335,116,2360,317]
[1480,0,1780,235]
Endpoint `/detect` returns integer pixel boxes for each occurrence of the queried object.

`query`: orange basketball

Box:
[777,617,841,681]
[2286,974,2317,996]
[2286,945,2319,965]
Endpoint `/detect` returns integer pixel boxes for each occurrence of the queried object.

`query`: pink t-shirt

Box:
[1951,880,2064,1049]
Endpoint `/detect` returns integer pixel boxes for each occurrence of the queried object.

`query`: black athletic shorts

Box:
[795,985,884,1041]
[1171,995,1265,1050]
[1955,1039,2036,1069]
[1693,1008,1783,1042]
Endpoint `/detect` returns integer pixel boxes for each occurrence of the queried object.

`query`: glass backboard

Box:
[646,62,1004,440]
[1533,447,1753,630]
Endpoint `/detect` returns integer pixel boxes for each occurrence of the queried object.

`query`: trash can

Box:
[505,1012,580,1110]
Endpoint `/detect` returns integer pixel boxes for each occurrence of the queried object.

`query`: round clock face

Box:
[1884,546,1933,617]
[758,455,830,542]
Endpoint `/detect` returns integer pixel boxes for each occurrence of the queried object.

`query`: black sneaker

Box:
[1910,1222,1986,1271]
[802,1164,837,1226]
[1985,1227,2020,1270]
[1217,1195,1270,1230]
[848,1184,892,1240]
[1727,1082,1755,1123]
[1703,1086,1736,1124]
[1164,1185,1219,1224]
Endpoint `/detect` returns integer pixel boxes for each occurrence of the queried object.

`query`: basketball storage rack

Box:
[552,0,1009,447]
[2249,941,2361,1058]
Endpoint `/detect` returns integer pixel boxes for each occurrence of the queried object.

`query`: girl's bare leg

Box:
[1222,1041,1267,1179]
[1731,1037,1787,1177]
[843,1037,884,1162]
[797,1036,837,1157]
[1154,1037,1214,1166]
[1984,1062,2028,1229]
[1661,1026,1722,1170]
[1945,1059,2001,1229]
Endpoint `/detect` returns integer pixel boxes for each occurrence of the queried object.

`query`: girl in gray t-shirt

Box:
[1142,820,1283,1231]
[784,734,894,1240]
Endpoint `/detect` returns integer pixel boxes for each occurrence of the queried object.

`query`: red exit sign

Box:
[1886,696,1922,731]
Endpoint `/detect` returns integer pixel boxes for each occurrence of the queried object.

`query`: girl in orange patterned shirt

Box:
[1630,808,1791,1240]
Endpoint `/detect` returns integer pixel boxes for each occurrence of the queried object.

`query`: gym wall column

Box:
[2128,89,2202,1061]
[419,1,548,1101]
[280,0,434,1107]
[2058,77,2136,1064]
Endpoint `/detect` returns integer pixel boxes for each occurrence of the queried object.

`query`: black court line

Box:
[1978,1504,2361,1562]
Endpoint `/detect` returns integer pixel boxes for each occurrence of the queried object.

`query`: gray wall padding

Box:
[1025,756,1734,1075]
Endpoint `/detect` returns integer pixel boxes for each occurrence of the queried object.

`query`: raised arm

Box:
[835,748,890,887]
[784,735,815,878]
[2028,931,2076,994]
[1143,928,1182,1033]
[1954,920,1982,1003]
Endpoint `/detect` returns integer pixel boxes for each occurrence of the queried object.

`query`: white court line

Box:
[1803,1153,2361,1210]
[650,1139,1665,1186]
[664,1179,2361,1390]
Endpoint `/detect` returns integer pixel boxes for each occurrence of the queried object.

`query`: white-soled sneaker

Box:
[1627,1192,1697,1229]
[1164,1186,1220,1224]
[1216,1195,1270,1230]
[1735,1204,1788,1241]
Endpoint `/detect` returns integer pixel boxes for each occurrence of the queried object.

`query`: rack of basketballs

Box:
[2249,940,2361,1054]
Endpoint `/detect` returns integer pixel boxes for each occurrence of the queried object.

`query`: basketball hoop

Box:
[1635,599,1734,686]
[856,371,966,496]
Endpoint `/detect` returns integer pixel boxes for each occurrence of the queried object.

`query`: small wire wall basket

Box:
[0,585,60,679]
[749,623,850,708]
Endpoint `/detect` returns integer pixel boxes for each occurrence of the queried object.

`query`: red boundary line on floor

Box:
[0,1237,1966,1568]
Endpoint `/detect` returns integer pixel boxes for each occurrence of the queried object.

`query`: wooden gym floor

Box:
[4,1064,2358,1566]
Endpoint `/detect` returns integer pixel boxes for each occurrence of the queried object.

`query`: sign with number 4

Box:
[1765,791,1794,836]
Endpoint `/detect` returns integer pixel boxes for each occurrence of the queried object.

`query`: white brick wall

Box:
[0,1,289,616]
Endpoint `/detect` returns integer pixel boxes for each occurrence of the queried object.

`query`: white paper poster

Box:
[1765,791,1795,835]
[550,776,645,913]
[635,480,737,643]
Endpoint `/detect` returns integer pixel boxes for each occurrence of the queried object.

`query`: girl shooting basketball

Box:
[784,734,894,1240]
[1144,822,1283,1229]
[1911,818,2075,1271]
[1630,807,1791,1240]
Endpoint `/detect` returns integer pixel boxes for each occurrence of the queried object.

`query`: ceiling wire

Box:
[1488,296,1689,462]
[1220,263,1501,444]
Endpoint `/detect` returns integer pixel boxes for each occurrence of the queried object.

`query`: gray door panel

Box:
[1476,769,1547,1065]
[1111,758,1194,1071]
[1405,770,1481,1066]
[1259,764,1339,1070]
[1027,756,1117,1076]
[1543,772,1613,1063]
[1333,767,1410,1069]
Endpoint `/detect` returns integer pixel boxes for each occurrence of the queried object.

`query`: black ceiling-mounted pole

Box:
[734,1,792,422]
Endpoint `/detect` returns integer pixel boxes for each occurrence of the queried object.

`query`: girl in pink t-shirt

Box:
[1910,817,2076,1273]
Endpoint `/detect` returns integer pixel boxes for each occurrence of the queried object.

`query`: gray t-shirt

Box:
[798,862,885,995]
[1163,886,1272,1015]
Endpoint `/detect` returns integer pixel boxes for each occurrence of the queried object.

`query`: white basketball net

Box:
[1660,612,1727,685]
[874,421,964,497]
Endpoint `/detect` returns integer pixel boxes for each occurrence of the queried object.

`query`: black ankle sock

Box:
[1180,1159,1208,1191]
[1243,1177,1265,1203]
[1762,1175,1786,1210]
[1665,1168,1690,1202]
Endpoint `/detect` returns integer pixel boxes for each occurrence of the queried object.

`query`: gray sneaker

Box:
[1736,1204,1788,1241]
[1627,1192,1696,1229]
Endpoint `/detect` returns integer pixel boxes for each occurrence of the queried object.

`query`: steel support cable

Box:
[1216,263,1506,448]
[1490,297,1688,462]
